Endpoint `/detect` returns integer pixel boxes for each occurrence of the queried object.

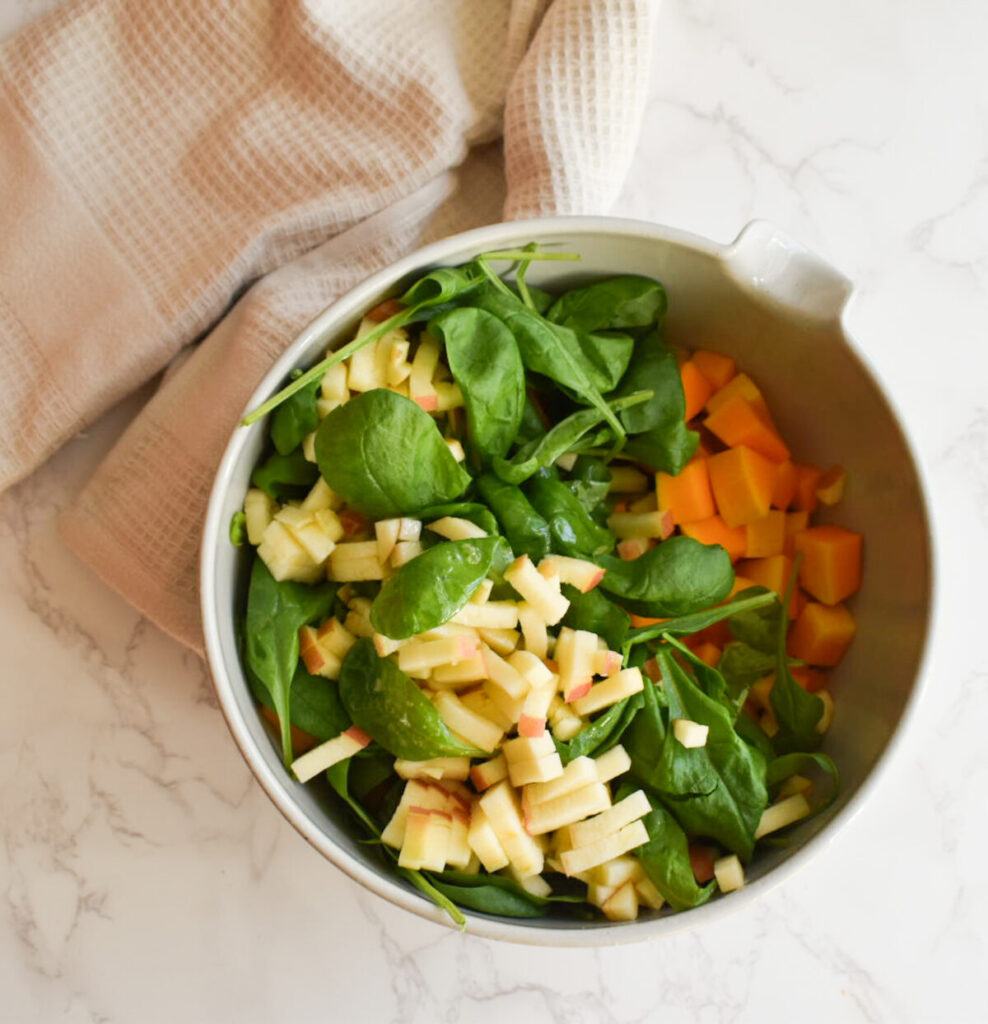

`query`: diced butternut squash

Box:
[704,396,790,464]
[691,349,736,390]
[791,464,824,513]
[744,510,786,559]
[736,555,792,600]
[815,465,847,506]
[680,360,714,421]
[691,641,722,667]
[726,574,759,600]
[706,446,777,527]
[680,514,746,562]
[790,665,828,693]
[705,372,774,426]
[656,459,716,525]
[794,525,863,605]
[784,510,809,556]
[788,602,857,667]
[771,460,797,510]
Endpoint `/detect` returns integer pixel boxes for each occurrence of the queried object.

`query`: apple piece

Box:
[469,754,508,792]
[396,518,422,542]
[320,361,349,403]
[517,715,546,739]
[382,333,411,386]
[571,667,645,716]
[372,632,405,658]
[556,627,598,703]
[560,820,650,876]
[587,881,617,908]
[398,635,481,675]
[482,680,525,726]
[444,799,473,869]
[346,328,386,393]
[600,882,639,922]
[409,333,440,409]
[815,690,834,734]
[435,381,465,412]
[548,697,584,741]
[523,782,612,836]
[672,718,709,749]
[616,537,655,561]
[607,510,674,541]
[507,752,564,788]
[503,867,552,898]
[714,853,745,893]
[452,602,520,630]
[297,625,338,678]
[467,804,510,872]
[244,488,277,545]
[394,757,471,781]
[516,602,549,659]
[537,555,607,594]
[390,540,423,568]
[592,855,643,888]
[478,781,544,878]
[635,875,665,910]
[477,627,519,657]
[776,774,813,801]
[433,690,503,753]
[398,806,452,871]
[328,541,388,581]
[301,432,317,463]
[607,465,650,493]
[629,491,658,513]
[504,555,570,625]
[381,779,449,848]
[507,650,554,690]
[502,733,556,764]
[430,653,489,687]
[565,790,650,849]
[258,520,322,583]
[444,438,467,463]
[290,726,371,783]
[593,744,632,784]
[342,596,375,638]
[524,756,599,806]
[481,645,530,701]
[593,649,623,677]
[555,452,577,472]
[316,618,356,659]
[275,505,338,564]
[427,516,487,541]
[754,793,811,839]
[313,509,345,543]
[460,687,514,732]
[375,518,402,564]
[470,579,495,605]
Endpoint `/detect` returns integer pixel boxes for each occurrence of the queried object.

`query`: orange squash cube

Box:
[790,665,828,693]
[691,349,737,390]
[727,575,760,599]
[704,396,790,464]
[680,360,714,421]
[784,510,810,556]
[705,373,775,427]
[791,464,824,513]
[680,514,746,561]
[736,555,793,599]
[794,525,863,605]
[815,465,847,506]
[771,460,797,510]
[788,602,857,666]
[744,510,786,559]
[706,445,777,527]
[657,459,715,525]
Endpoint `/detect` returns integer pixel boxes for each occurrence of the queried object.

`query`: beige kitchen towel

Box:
[0,0,658,652]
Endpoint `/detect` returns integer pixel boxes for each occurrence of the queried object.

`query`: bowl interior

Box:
[202,219,932,944]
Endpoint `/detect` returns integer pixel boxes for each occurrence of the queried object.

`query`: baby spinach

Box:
[429,307,525,467]
[338,639,485,759]
[574,331,635,391]
[560,584,630,652]
[652,650,768,860]
[716,642,777,704]
[251,448,319,500]
[250,662,351,741]
[245,558,337,765]
[270,375,320,456]
[476,475,551,563]
[315,389,471,519]
[565,456,611,514]
[766,751,840,811]
[526,472,616,557]
[371,537,508,639]
[428,870,548,918]
[662,633,741,719]
[229,511,247,546]
[623,676,668,791]
[555,693,645,764]
[728,587,783,652]
[597,536,734,617]
[518,391,549,442]
[547,275,668,333]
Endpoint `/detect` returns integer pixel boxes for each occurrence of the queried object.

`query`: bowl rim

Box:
[200,214,937,946]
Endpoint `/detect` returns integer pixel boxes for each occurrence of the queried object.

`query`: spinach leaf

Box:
[250,662,351,741]
[662,633,740,718]
[371,537,508,639]
[555,693,645,764]
[614,331,697,475]
[428,871,549,918]
[565,456,611,513]
[525,472,616,557]
[717,642,777,699]
[560,584,630,652]
[338,639,485,758]
[476,474,551,563]
[623,676,668,790]
[271,375,321,456]
[229,511,247,546]
[245,558,337,765]
[630,788,716,912]
[765,752,840,812]
[470,282,625,439]
[653,650,768,860]
[547,275,668,333]
[574,331,635,391]
[251,448,319,500]
[597,536,734,617]
[728,587,783,652]
[734,711,777,761]
[430,307,525,467]
[518,391,550,442]
[315,389,471,519]
[492,391,650,486]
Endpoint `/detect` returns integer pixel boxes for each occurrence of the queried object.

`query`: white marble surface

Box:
[2,1,986,1021]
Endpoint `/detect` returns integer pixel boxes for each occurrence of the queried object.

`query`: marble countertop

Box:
[2,1,986,1021]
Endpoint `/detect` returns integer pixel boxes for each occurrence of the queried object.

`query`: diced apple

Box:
[244,488,277,545]
[629,492,658,514]
[587,881,617,908]
[258,520,322,583]
[537,555,606,594]
[556,627,598,703]
[560,820,650,876]
[290,726,371,783]
[460,687,513,732]
[592,855,643,888]
[381,779,449,848]
[571,667,645,716]
[607,510,674,541]
[607,465,650,493]
[275,505,337,563]
[776,774,813,801]
[482,680,525,726]
[714,853,745,893]
[430,653,489,687]
[467,804,510,872]
[347,328,386,393]
[470,579,494,605]
[593,649,623,677]
[320,361,349,404]
[373,632,404,658]
[507,650,554,689]
[435,381,465,412]
[504,556,569,625]
[593,744,632,784]
[433,690,503,753]
[394,518,421,542]
[375,518,402,564]
[343,596,375,638]
[301,431,317,463]
[426,516,487,542]
[507,752,564,788]
[565,790,650,849]
[478,781,544,877]
[548,697,584,741]
[299,478,339,514]
[398,807,451,871]
[525,757,599,806]
[477,627,519,656]
[445,807,473,870]
[555,452,577,472]
[394,757,471,781]
[398,636,481,675]
[600,882,639,921]
[317,618,356,659]
[380,331,411,386]
[502,733,555,764]
[443,438,466,462]
[390,540,423,568]
[481,645,530,701]
[672,718,709,749]
[409,334,440,409]
[298,626,343,679]
[513,603,547,661]
[754,793,811,839]
[616,537,655,561]
[503,867,552,898]
[452,602,520,629]
[815,690,835,734]
[523,782,612,836]
[328,541,387,581]
[635,876,666,910]
[469,754,508,792]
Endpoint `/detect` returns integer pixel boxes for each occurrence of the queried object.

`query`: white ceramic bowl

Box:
[201,217,934,944]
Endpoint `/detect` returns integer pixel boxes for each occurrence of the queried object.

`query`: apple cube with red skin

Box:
[593,649,623,677]
[537,555,607,594]
[433,690,504,753]
[524,756,599,806]
[601,882,639,921]
[467,804,509,872]
[571,667,644,716]
[290,726,371,783]
[478,781,544,877]
[398,807,451,871]
[556,627,598,703]
[394,757,471,782]
[517,602,549,659]
[453,602,520,629]
[616,537,655,561]
[398,636,480,675]
[522,782,612,836]
[381,779,451,848]
[469,754,508,792]
[504,556,570,625]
